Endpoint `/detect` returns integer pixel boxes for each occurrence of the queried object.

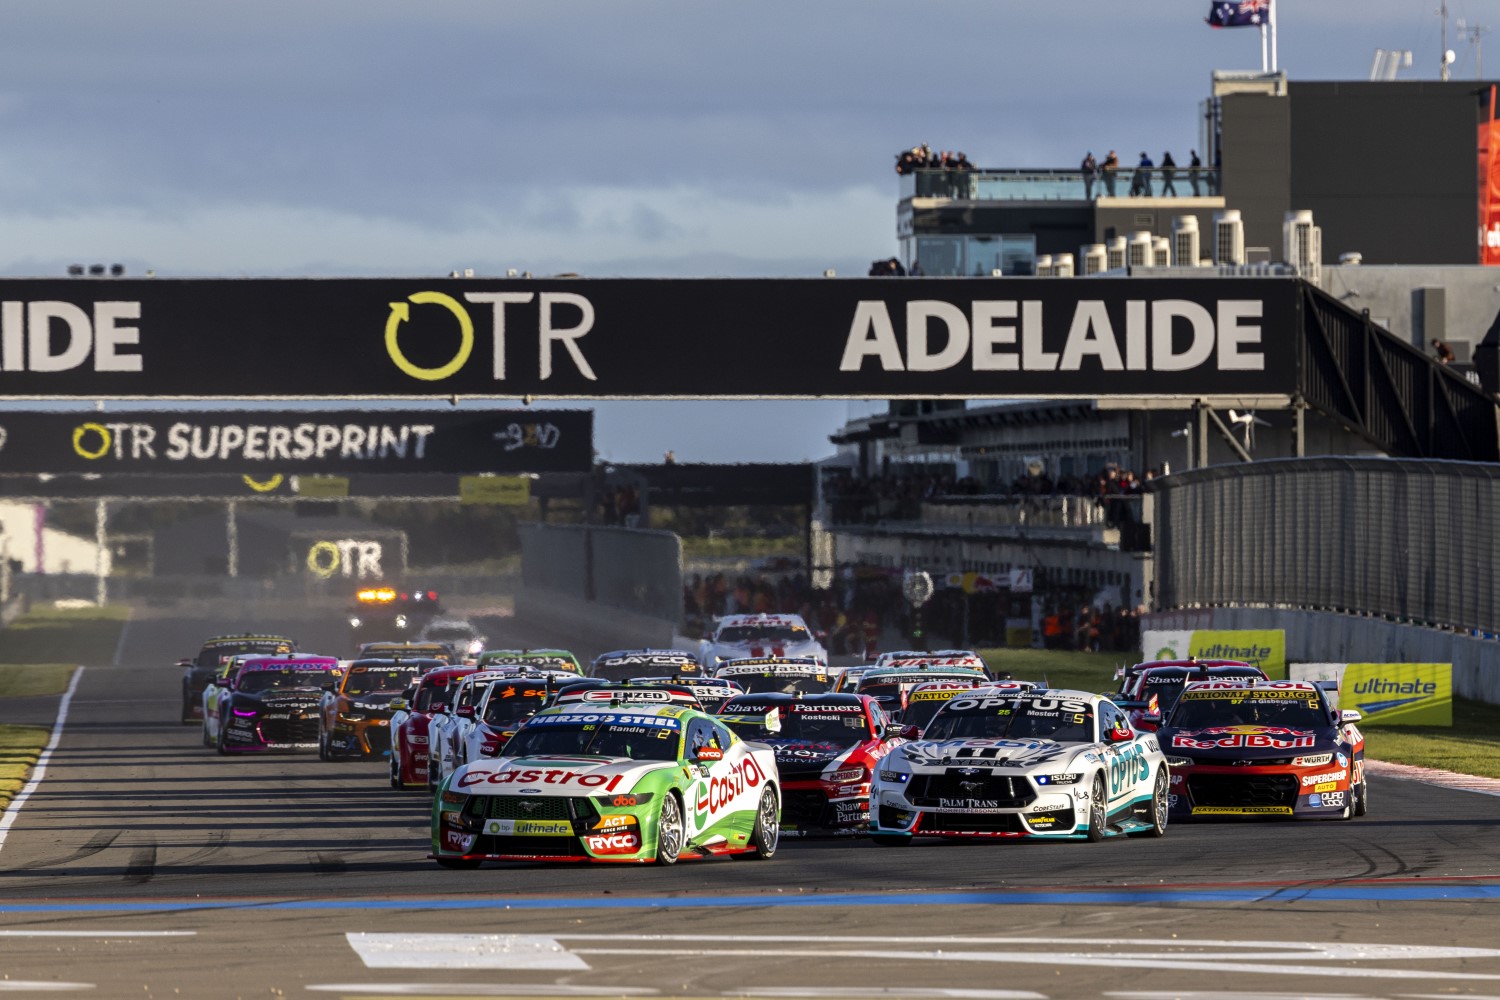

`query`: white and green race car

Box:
[431,701,781,866]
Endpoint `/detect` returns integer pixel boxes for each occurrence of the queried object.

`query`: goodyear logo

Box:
[383,291,598,383]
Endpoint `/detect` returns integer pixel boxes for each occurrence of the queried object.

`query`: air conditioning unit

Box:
[1152,237,1171,268]
[1283,209,1322,283]
[1127,231,1154,268]
[1053,252,1075,277]
[1173,215,1201,266]
[1081,244,1108,275]
[1036,254,1054,277]
[1106,236,1127,272]
[1214,209,1246,265]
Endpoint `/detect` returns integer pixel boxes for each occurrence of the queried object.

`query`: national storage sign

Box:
[0,277,1302,399]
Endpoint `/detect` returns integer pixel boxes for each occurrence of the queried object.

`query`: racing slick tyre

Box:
[870,833,910,847]
[434,856,482,870]
[389,756,401,789]
[1130,767,1169,838]
[1085,774,1109,842]
[737,786,780,860]
[1354,777,1369,817]
[653,793,685,866]
[216,728,230,756]
[318,731,333,761]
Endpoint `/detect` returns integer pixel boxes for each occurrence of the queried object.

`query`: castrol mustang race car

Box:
[389,665,478,789]
[431,703,781,866]
[216,655,342,754]
[718,693,903,834]
[319,658,431,759]
[180,634,296,722]
[715,657,832,694]
[868,687,1169,843]
[699,613,828,671]
[1158,679,1368,820]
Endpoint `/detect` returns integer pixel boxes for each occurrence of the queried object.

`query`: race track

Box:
[2,604,1499,999]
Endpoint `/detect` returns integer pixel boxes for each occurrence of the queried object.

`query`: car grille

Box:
[920,811,1025,833]
[781,789,831,828]
[474,834,580,857]
[908,771,1035,808]
[1187,773,1299,808]
[486,796,573,822]
[258,716,319,743]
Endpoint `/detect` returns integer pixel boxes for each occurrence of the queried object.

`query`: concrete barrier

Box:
[1143,607,1500,705]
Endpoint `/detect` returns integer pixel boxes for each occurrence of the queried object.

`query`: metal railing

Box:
[899,167,1222,202]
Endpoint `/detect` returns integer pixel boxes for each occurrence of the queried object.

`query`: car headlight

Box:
[349,616,362,628]
[878,769,910,783]
[338,713,367,723]
[467,639,485,655]
[395,615,408,629]
[1165,755,1195,768]
[1292,753,1334,767]
[1035,772,1083,785]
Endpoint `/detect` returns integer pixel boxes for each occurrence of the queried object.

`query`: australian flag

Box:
[1208,0,1269,27]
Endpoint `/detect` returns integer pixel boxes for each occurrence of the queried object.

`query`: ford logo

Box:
[517,788,543,794]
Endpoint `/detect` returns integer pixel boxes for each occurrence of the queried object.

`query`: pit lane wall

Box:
[1143,607,1500,706]
[516,524,683,649]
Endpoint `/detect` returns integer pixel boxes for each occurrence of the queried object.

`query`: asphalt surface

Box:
[2,602,1499,999]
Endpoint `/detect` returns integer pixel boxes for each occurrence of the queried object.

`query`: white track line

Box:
[111,609,132,667]
[0,666,84,853]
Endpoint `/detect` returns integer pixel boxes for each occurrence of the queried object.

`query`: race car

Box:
[428,669,523,790]
[431,702,781,866]
[868,687,1170,843]
[347,585,442,640]
[1158,679,1369,820]
[478,648,583,675]
[698,613,827,672]
[180,634,296,723]
[417,617,488,661]
[630,675,744,713]
[318,658,433,760]
[1113,658,1255,702]
[389,665,479,789]
[460,673,596,767]
[356,641,454,664]
[855,663,991,718]
[589,648,701,682]
[874,650,991,673]
[897,679,989,736]
[201,654,258,748]
[716,657,832,695]
[215,655,342,754]
[831,664,880,694]
[1117,662,1269,731]
[718,692,903,834]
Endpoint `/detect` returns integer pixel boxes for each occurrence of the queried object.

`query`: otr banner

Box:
[1292,662,1453,726]
[0,409,592,474]
[0,277,1303,399]
[1140,629,1287,680]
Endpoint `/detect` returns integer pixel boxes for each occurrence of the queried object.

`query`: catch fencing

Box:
[519,523,682,623]
[1150,457,1500,636]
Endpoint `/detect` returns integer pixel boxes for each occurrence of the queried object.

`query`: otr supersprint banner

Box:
[1290,662,1453,726]
[0,409,592,474]
[0,278,1302,399]
[1141,629,1288,680]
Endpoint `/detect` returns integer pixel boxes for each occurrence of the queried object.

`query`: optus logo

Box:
[383,290,598,383]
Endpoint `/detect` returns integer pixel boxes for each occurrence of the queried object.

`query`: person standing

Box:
[1131,151,1154,197]
[1080,151,1098,200]
[1160,151,1177,196]
[1101,150,1119,196]
[1188,150,1203,196]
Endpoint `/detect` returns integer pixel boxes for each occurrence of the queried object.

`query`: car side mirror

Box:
[456,705,475,719]
[1340,709,1363,724]
[694,746,724,762]
[1139,714,1162,730]
[895,725,920,740]
[1106,727,1134,743]
[177,659,194,668]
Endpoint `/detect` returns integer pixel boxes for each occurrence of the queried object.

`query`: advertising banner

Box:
[0,277,1302,399]
[0,409,592,474]
[1340,663,1453,726]
[1140,628,1287,679]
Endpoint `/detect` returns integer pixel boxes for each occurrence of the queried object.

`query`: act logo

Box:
[383,290,598,383]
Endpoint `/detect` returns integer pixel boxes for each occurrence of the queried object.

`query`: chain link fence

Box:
[1151,457,1500,635]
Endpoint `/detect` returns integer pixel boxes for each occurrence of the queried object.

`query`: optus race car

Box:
[868,687,1169,843]
[715,657,832,695]
[431,702,781,866]
[389,665,479,789]
[699,613,827,671]
[1158,679,1368,820]
[180,634,296,723]
[216,655,342,754]
[319,658,433,759]
[718,692,903,834]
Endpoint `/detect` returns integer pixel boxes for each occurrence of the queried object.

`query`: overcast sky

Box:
[0,1,1477,463]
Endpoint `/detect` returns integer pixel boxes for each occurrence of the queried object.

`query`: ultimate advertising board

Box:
[1290,662,1453,726]
[1139,629,1288,680]
[0,277,1302,399]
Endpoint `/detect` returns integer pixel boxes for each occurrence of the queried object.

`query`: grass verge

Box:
[0,724,50,811]
[0,664,80,698]
[0,605,128,667]
[976,646,1500,779]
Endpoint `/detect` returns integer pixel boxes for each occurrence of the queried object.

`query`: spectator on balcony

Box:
[1188,150,1203,196]
[1101,151,1119,196]
[1160,151,1178,196]
[1080,151,1098,200]
[1432,339,1457,364]
[1129,152,1154,197]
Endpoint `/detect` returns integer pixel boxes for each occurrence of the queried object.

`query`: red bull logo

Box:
[1172,725,1315,750]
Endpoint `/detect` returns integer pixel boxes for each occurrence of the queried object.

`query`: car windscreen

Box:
[344,668,422,696]
[414,680,457,711]
[1138,674,1193,713]
[237,669,331,693]
[503,719,681,761]
[923,696,1095,743]
[722,703,867,744]
[902,693,964,729]
[716,624,808,643]
[1167,690,1328,730]
[198,639,292,667]
[727,673,831,695]
[482,683,550,726]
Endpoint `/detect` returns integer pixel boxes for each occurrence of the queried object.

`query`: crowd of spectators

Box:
[1039,601,1142,653]
[895,143,978,198]
[682,567,902,657]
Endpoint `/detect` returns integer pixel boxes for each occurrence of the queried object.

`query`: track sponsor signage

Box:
[0,277,1301,399]
[1290,662,1453,726]
[1141,628,1287,679]
[0,409,591,473]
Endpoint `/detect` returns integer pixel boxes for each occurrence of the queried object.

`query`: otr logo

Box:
[306,540,383,580]
[384,291,599,382]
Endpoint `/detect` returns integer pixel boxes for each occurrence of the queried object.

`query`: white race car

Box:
[417,617,488,661]
[869,687,1169,843]
[427,669,513,790]
[699,614,827,672]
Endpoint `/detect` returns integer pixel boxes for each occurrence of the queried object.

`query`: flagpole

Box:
[1270,0,1278,71]
[1261,22,1268,72]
